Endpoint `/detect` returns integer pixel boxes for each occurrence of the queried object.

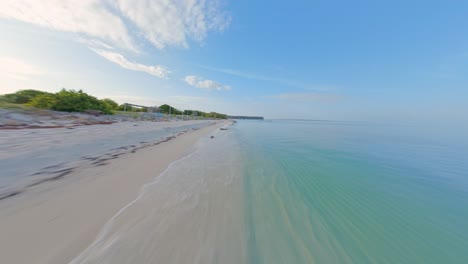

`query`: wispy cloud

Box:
[272,92,344,103]
[0,0,231,52]
[184,75,231,91]
[116,0,231,49]
[92,49,170,78]
[201,65,291,83]
[200,65,336,91]
[0,0,230,80]
[0,0,137,51]
[78,38,115,51]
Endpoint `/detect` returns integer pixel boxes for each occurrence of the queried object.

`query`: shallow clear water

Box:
[72,126,247,264]
[239,120,468,264]
[74,120,468,264]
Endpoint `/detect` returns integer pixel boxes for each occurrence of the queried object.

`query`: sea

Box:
[72,119,468,264]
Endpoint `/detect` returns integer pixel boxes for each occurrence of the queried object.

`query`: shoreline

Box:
[0,120,230,264]
[0,119,215,199]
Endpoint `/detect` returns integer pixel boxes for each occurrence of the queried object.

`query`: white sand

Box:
[0,120,214,197]
[0,120,229,264]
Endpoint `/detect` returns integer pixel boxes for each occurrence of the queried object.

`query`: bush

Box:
[116,104,126,111]
[3,90,53,104]
[0,95,9,104]
[101,98,119,110]
[27,94,58,109]
[204,112,227,119]
[1,89,228,118]
[159,104,182,115]
[52,89,112,114]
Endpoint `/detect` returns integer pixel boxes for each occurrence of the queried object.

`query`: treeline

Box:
[1,89,228,119]
[158,104,227,119]
[1,89,118,114]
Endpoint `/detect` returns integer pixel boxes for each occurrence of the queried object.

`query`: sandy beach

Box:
[0,119,216,198]
[0,119,230,264]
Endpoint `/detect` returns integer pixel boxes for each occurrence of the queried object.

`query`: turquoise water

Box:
[238,120,468,264]
[75,120,468,264]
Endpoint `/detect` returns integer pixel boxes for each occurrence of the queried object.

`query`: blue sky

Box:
[1,0,467,121]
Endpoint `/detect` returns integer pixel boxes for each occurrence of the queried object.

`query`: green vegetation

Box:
[159,104,182,115]
[183,109,227,119]
[145,104,227,119]
[51,89,112,114]
[1,89,117,114]
[3,89,53,104]
[161,105,227,119]
[101,98,119,110]
[28,93,58,109]
[204,112,228,119]
[1,89,227,119]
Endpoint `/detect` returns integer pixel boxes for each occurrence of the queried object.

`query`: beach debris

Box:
[0,109,118,129]
[83,110,103,116]
[0,119,213,201]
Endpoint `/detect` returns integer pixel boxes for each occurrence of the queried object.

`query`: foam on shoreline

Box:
[70,124,245,264]
[0,120,231,264]
[0,120,214,200]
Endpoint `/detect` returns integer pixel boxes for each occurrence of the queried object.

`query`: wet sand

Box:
[0,120,214,198]
[0,120,229,264]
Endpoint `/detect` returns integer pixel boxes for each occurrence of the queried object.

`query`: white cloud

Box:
[0,57,42,80]
[78,38,115,50]
[0,0,230,78]
[115,0,231,49]
[0,0,230,51]
[201,66,284,82]
[92,49,170,78]
[201,65,333,91]
[184,75,231,91]
[0,0,137,51]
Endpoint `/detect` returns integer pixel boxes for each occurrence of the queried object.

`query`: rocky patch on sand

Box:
[0,109,171,129]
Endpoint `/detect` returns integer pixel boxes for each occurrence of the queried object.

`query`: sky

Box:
[0,0,467,121]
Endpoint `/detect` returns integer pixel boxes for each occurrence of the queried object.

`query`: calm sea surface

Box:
[76,120,468,264]
[238,120,468,264]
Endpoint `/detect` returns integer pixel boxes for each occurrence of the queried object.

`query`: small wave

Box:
[69,127,245,264]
